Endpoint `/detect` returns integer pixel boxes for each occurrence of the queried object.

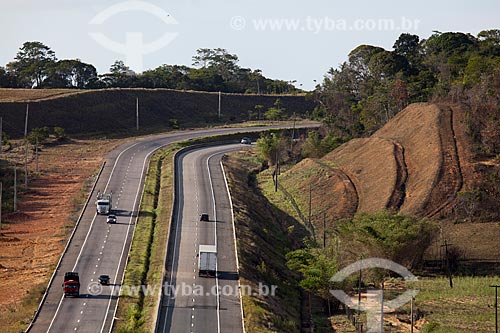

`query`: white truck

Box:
[96,191,112,215]
[198,245,217,277]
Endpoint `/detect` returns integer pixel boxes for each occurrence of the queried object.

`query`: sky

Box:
[1,0,499,90]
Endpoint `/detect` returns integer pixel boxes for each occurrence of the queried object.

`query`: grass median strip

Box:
[114,130,289,332]
[114,146,175,333]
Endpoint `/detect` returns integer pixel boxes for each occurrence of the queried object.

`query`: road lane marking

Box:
[101,143,161,333]
[207,152,221,333]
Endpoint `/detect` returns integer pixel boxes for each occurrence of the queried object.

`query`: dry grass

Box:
[224,150,307,332]
[0,88,85,102]
[374,103,442,215]
[265,157,358,237]
[324,137,398,213]
[0,88,315,138]
[0,138,122,332]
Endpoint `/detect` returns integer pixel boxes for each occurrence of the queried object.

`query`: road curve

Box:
[28,125,314,333]
[158,144,247,333]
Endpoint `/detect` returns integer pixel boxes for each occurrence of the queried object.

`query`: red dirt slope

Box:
[285,103,473,229]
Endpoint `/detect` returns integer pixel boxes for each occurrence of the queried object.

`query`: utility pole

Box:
[290,113,297,152]
[13,165,17,211]
[275,153,279,192]
[136,97,139,131]
[309,183,312,227]
[380,281,385,333]
[35,136,39,174]
[25,103,29,137]
[0,116,2,155]
[323,212,326,249]
[410,296,414,333]
[0,181,2,233]
[357,259,362,315]
[491,286,500,333]
[24,103,29,188]
[218,91,221,119]
[24,139,28,188]
[441,240,454,288]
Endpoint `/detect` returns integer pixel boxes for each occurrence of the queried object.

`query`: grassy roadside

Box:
[222,150,309,332]
[113,130,285,332]
[402,276,498,333]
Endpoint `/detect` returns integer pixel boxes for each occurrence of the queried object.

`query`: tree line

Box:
[0,42,299,94]
[312,30,500,155]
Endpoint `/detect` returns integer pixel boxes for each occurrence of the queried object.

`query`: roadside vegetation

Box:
[114,146,173,332]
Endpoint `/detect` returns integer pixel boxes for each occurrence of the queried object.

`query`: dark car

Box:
[240,137,252,144]
[106,214,117,224]
[200,213,209,221]
[98,274,110,285]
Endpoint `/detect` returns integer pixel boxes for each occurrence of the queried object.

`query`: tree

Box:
[27,127,50,145]
[393,33,420,59]
[0,66,20,88]
[53,127,67,140]
[100,60,137,87]
[390,78,409,111]
[256,133,283,165]
[192,48,239,81]
[43,59,98,88]
[302,131,344,158]
[7,41,57,88]
[286,247,339,302]
[265,98,286,120]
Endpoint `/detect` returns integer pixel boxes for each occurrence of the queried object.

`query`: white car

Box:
[106,215,117,224]
[240,137,252,144]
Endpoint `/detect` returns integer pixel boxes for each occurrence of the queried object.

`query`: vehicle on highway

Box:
[240,137,252,144]
[198,245,217,277]
[200,213,209,221]
[63,272,80,297]
[96,191,113,214]
[106,214,117,224]
[98,274,110,285]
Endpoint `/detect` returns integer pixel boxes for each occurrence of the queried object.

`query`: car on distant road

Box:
[98,274,110,285]
[200,213,209,221]
[240,137,252,144]
[106,214,117,224]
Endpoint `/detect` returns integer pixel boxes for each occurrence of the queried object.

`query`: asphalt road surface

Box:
[28,125,315,333]
[157,144,247,333]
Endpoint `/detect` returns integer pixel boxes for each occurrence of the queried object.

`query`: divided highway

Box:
[28,125,315,333]
[158,144,247,333]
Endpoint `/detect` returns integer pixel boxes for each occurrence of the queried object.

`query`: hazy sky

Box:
[1,0,499,90]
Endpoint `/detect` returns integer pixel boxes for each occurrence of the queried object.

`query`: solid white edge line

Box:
[220,159,247,333]
[102,145,162,333]
[162,150,187,333]
[207,152,221,333]
[47,140,144,333]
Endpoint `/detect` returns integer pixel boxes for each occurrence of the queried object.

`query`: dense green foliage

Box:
[286,211,436,305]
[1,43,299,94]
[313,30,500,153]
[337,211,437,264]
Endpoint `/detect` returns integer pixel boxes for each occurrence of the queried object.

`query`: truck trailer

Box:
[198,245,217,277]
[63,272,80,297]
[96,191,112,215]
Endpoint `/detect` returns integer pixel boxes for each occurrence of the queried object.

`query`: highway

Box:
[28,127,266,333]
[158,144,247,333]
[27,125,313,333]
